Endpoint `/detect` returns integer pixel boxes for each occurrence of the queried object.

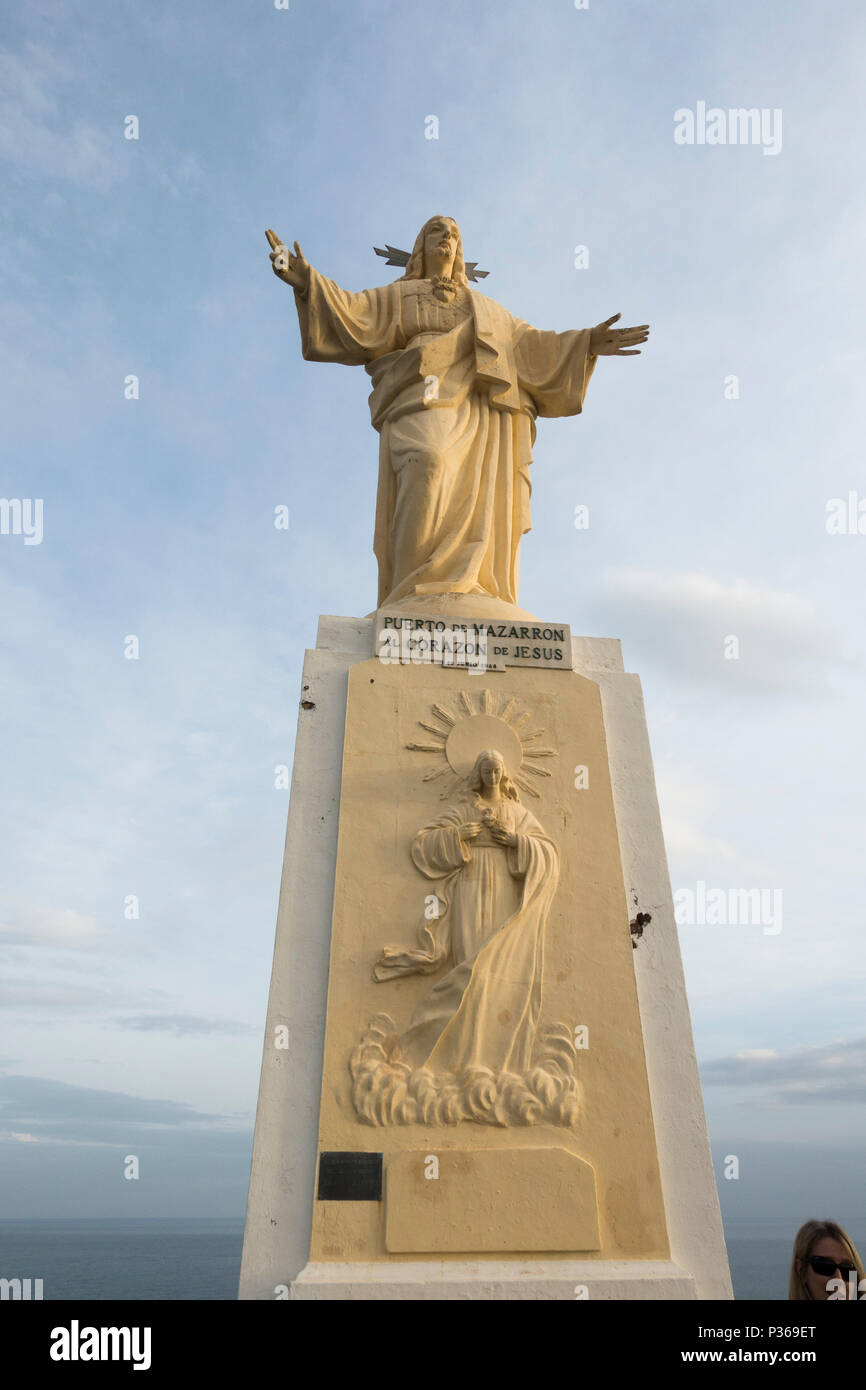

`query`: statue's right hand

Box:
[460,822,482,840]
[265,230,309,292]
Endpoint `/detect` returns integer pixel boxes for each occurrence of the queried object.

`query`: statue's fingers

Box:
[265,229,283,249]
[602,312,621,328]
[293,240,304,260]
[615,348,642,355]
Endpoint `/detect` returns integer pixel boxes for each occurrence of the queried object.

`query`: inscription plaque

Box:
[317,1151,383,1201]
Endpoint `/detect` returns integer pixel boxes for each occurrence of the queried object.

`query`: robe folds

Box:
[292,269,597,607]
[372,794,560,1077]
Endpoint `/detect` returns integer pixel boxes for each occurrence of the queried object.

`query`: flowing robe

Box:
[373,794,560,1076]
[292,269,597,607]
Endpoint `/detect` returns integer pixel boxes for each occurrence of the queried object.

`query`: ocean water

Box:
[0,1218,245,1301]
[0,1216,840,1300]
[724,1230,795,1301]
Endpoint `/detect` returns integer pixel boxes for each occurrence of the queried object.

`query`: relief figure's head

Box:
[468,749,519,801]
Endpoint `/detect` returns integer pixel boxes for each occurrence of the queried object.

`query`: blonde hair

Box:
[400,215,469,287]
[788,1219,865,1300]
[466,749,520,802]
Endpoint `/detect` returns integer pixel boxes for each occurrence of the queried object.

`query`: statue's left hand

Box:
[589,312,649,356]
[490,824,518,847]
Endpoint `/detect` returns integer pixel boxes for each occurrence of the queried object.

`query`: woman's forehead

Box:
[813,1236,849,1255]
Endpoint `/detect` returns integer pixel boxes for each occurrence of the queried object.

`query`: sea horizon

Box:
[1,1213,845,1301]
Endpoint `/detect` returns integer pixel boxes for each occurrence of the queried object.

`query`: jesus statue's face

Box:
[423,217,459,280]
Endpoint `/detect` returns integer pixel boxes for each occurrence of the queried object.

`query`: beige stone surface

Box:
[384,1148,599,1253]
[308,659,669,1265]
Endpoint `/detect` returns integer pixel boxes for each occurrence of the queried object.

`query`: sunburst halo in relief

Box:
[405,688,557,798]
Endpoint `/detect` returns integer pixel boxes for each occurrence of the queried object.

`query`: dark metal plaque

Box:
[317,1151,383,1201]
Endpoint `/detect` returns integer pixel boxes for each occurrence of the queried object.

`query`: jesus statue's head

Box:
[401,215,469,286]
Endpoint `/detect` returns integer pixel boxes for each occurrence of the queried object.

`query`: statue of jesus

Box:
[267,215,648,612]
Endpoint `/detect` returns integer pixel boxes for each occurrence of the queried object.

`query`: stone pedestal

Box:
[238,616,732,1300]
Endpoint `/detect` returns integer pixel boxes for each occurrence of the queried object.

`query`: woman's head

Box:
[467,749,519,800]
[789,1219,864,1300]
[401,215,468,286]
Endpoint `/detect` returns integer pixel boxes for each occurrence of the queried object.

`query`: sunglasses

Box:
[806,1255,858,1278]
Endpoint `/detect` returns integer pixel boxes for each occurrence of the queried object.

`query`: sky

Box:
[1,0,864,1257]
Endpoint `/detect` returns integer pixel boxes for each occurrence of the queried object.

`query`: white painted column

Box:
[583,641,732,1300]
[238,619,371,1299]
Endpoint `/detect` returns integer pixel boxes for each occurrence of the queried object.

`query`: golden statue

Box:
[266,215,648,613]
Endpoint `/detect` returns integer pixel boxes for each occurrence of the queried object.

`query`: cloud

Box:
[594,569,845,693]
[0,44,123,190]
[654,761,772,873]
[0,1123,254,1217]
[0,1073,230,1135]
[702,1036,866,1105]
[0,980,116,1010]
[1,1128,122,1149]
[115,1014,253,1037]
[0,906,104,950]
